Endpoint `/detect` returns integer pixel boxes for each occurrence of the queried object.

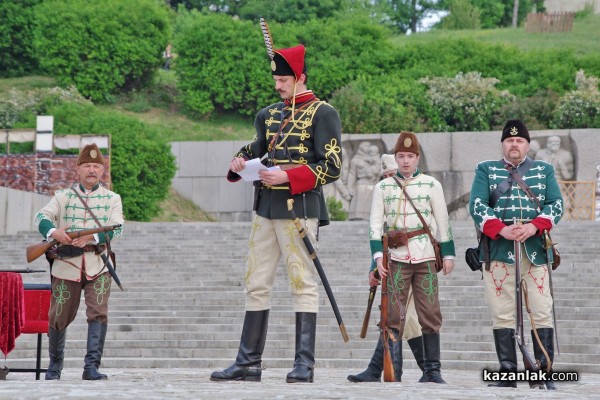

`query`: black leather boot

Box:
[418,333,446,384]
[286,312,316,383]
[407,335,425,372]
[347,338,383,382]
[45,327,67,380]
[391,331,403,382]
[532,328,556,390]
[82,322,108,380]
[210,310,269,382]
[488,328,517,388]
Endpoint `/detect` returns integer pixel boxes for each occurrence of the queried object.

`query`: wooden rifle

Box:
[514,219,539,372]
[360,270,379,339]
[26,224,122,263]
[379,233,395,382]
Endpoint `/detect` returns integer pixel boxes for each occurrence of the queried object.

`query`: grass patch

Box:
[151,187,215,222]
[0,75,56,92]
[397,13,600,56]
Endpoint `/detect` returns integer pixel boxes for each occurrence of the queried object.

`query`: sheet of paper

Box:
[238,158,280,182]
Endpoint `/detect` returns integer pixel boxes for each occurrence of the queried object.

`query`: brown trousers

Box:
[387,261,442,335]
[48,272,112,331]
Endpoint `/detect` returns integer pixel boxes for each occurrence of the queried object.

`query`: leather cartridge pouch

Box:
[47,244,106,260]
[465,247,482,272]
[387,230,408,248]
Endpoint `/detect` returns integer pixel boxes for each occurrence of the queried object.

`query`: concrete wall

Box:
[170,129,600,222]
[545,0,600,13]
[0,187,50,235]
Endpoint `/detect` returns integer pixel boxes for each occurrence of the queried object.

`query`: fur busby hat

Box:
[501,119,530,143]
[260,17,305,81]
[380,154,398,176]
[77,143,105,165]
[393,131,420,156]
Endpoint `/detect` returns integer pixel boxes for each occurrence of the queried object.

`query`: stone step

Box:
[2,220,599,371]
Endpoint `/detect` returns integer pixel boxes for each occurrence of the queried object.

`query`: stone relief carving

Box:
[534,135,575,181]
[323,139,385,220]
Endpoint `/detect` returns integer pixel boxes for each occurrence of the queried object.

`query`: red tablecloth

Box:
[0,272,24,356]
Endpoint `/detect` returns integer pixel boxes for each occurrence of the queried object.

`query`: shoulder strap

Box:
[71,186,113,259]
[505,162,543,212]
[490,157,534,207]
[392,176,437,246]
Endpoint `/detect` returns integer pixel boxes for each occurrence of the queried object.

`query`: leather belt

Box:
[406,227,427,238]
[82,244,106,253]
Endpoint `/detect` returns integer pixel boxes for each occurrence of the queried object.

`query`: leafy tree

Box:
[375,0,442,33]
[440,0,481,30]
[438,0,534,28]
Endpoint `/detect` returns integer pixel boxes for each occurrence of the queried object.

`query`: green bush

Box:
[330,75,433,133]
[551,70,600,129]
[46,103,177,221]
[32,0,170,102]
[174,11,275,117]
[326,196,347,221]
[173,12,394,117]
[420,71,515,131]
[0,0,41,78]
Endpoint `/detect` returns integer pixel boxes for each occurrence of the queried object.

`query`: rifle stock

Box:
[380,234,395,382]
[514,219,539,372]
[26,224,122,263]
[360,285,377,339]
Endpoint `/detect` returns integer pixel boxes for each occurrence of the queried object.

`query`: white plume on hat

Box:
[380,154,398,176]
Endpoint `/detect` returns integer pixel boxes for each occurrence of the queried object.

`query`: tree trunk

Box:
[512,0,520,28]
[410,0,419,34]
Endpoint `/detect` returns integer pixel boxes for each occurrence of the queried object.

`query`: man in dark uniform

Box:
[210,30,342,383]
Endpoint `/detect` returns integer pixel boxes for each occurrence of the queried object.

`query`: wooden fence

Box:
[525,12,575,33]
[559,181,596,221]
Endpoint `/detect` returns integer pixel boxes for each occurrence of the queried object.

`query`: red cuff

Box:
[531,217,552,235]
[286,166,316,195]
[482,218,506,240]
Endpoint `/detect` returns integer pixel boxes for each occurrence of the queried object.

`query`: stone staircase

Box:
[3,220,599,374]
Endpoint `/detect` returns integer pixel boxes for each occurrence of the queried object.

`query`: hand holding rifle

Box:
[26,224,122,263]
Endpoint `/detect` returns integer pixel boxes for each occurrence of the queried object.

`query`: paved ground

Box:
[1,368,598,400]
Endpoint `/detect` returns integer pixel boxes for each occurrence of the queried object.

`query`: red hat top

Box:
[272,45,305,81]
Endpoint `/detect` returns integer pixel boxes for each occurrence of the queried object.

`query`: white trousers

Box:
[244,215,320,313]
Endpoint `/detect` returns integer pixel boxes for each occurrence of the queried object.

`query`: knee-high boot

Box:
[390,332,403,382]
[532,328,556,390]
[45,327,67,380]
[286,312,316,383]
[210,310,269,382]
[347,330,402,383]
[82,322,108,380]
[407,335,425,372]
[488,328,517,388]
[347,338,384,382]
[418,333,446,384]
